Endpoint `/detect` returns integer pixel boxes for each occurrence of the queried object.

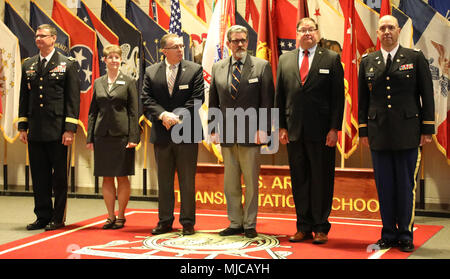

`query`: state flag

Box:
[52,0,99,135]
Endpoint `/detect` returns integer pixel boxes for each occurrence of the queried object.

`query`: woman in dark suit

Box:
[86,45,140,229]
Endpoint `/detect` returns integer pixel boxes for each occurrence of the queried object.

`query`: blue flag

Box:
[4,0,38,60]
[428,0,450,19]
[235,11,257,56]
[399,0,450,162]
[101,0,143,91]
[125,0,166,68]
[29,0,70,56]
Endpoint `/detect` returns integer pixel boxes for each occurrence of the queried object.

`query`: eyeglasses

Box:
[297,28,317,34]
[164,44,185,50]
[35,34,53,39]
[230,39,248,45]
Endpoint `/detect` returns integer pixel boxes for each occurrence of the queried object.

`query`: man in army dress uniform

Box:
[358,15,435,252]
[18,24,80,231]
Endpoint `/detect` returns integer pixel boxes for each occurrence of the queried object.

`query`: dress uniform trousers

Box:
[371,148,421,242]
[28,141,68,224]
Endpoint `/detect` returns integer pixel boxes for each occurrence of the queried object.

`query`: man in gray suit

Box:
[141,34,204,236]
[208,25,274,238]
[275,18,344,244]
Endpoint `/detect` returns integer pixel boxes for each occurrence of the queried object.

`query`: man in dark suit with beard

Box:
[358,15,434,252]
[18,24,80,231]
[141,33,204,236]
[275,18,344,244]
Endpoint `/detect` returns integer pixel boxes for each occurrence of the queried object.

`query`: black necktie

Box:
[231,60,242,100]
[385,53,392,72]
[38,58,47,75]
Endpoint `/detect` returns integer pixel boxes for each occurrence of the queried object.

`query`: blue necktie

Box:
[231,60,242,99]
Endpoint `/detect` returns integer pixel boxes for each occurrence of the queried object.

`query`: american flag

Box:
[169,0,182,35]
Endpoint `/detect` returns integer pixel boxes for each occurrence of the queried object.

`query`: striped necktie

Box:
[167,64,177,95]
[231,60,242,99]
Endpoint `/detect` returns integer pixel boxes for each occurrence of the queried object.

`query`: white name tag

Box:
[179,84,189,90]
[249,78,259,83]
[116,80,125,85]
[319,69,330,74]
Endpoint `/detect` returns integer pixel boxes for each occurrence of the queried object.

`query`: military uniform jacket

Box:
[358,46,435,150]
[18,51,80,141]
[86,72,140,144]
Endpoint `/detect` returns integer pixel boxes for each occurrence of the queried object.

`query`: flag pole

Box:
[3,141,7,191]
[143,124,148,196]
[340,103,347,169]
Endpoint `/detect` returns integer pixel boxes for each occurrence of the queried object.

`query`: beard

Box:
[234,48,247,59]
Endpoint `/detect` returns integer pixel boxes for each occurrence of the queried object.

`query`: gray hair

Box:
[226,25,248,42]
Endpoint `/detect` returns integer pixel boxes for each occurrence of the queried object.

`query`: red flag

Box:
[256,0,278,83]
[52,0,99,135]
[149,0,170,30]
[297,0,309,22]
[274,0,297,53]
[337,0,359,159]
[245,0,260,31]
[196,0,207,22]
[376,0,391,50]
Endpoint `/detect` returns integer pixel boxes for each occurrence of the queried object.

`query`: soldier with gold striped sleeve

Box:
[358,16,434,252]
[17,24,80,231]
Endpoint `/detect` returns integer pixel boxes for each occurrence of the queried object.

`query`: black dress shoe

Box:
[219,227,244,236]
[244,228,258,238]
[26,219,49,231]
[152,224,173,235]
[374,239,398,249]
[45,221,65,231]
[399,240,415,252]
[182,224,195,235]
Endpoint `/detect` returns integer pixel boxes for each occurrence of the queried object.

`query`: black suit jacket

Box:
[208,55,274,146]
[141,60,204,144]
[275,47,344,142]
[358,46,435,150]
[86,72,140,144]
[18,51,80,141]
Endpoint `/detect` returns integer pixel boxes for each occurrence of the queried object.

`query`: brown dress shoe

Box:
[313,232,328,244]
[289,231,313,242]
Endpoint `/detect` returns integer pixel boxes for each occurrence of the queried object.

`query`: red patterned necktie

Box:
[300,50,309,85]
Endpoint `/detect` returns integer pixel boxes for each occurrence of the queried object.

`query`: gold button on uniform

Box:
[39,85,43,90]
[387,86,391,90]
[39,95,43,99]
[40,104,43,107]
[388,104,392,108]
[386,76,390,80]
[40,77,43,81]
[387,95,391,99]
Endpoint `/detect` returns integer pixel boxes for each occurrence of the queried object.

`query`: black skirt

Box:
[93,136,135,177]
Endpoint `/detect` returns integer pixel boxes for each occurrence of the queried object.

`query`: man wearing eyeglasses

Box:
[275,18,344,244]
[358,15,434,252]
[141,33,204,236]
[208,25,274,238]
[18,24,80,231]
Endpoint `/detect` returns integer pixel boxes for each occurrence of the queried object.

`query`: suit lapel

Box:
[171,60,185,96]
[304,47,324,86]
[373,50,385,73]
[294,49,302,86]
[108,72,126,96]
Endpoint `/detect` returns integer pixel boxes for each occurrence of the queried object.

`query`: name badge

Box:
[116,80,125,85]
[179,84,189,90]
[319,69,330,74]
[249,78,259,83]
